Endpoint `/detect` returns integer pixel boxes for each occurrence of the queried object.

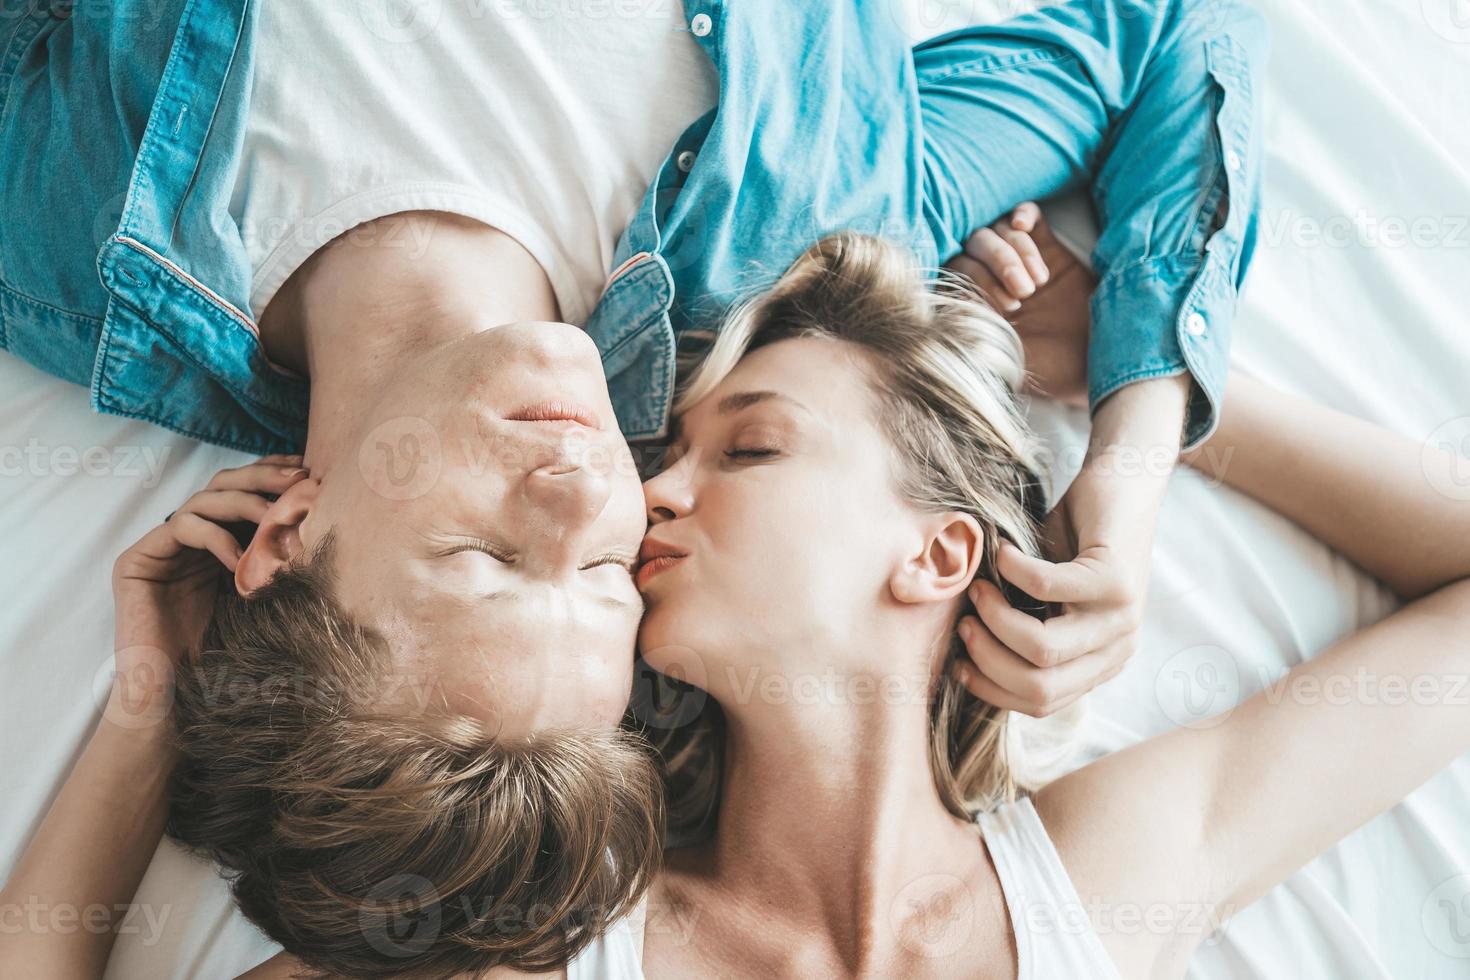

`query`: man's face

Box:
[301,322,647,736]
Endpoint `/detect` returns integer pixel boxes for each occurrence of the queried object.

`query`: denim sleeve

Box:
[915,0,1271,449]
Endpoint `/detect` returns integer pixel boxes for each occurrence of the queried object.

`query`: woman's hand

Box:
[944,202,1097,408]
[109,455,307,729]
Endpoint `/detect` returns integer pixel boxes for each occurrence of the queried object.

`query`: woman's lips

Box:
[636,538,688,589]
[635,554,685,590]
[504,400,602,429]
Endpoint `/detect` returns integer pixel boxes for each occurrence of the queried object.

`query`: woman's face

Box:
[637,336,919,687]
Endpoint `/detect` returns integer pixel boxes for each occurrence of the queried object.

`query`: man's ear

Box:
[890,512,984,605]
[235,476,322,596]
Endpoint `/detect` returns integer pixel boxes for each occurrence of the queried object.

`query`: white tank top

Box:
[230,0,719,325]
[978,797,1124,980]
[566,897,646,980]
[565,799,1120,979]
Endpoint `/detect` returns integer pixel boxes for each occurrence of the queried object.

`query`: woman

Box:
[626,231,1470,978]
[8,222,1464,978]
[3,1,1268,972]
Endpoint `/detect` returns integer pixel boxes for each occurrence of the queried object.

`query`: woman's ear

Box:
[235,476,322,596]
[890,512,984,605]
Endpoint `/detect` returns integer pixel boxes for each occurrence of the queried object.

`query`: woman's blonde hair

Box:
[640,232,1057,839]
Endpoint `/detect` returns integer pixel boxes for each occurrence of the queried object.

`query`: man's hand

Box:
[946,203,1189,716]
[955,379,1188,716]
[944,201,1097,408]
[109,455,306,728]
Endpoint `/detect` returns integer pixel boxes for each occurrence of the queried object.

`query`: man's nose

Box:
[522,461,613,529]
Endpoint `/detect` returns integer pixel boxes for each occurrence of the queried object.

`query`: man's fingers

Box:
[960,616,1062,707]
[176,489,273,526]
[995,542,1101,604]
[953,660,1039,715]
[205,458,308,494]
[168,513,244,571]
[971,578,1123,667]
[963,227,1035,299]
[955,619,1118,717]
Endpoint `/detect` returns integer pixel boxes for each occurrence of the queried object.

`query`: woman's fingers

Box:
[1005,202,1051,284]
[997,223,1049,288]
[1009,201,1041,233]
[963,226,1035,300]
[946,253,1022,312]
[951,203,1055,312]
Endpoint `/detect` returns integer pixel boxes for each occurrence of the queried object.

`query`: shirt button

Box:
[690,12,712,36]
[1226,150,1243,174]
[676,150,697,173]
[1185,312,1208,337]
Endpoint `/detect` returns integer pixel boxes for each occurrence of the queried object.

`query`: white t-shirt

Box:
[230,0,719,325]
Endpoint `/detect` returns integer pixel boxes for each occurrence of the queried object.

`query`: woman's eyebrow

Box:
[715,390,810,415]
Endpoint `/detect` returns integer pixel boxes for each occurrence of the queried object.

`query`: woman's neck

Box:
[675,646,989,972]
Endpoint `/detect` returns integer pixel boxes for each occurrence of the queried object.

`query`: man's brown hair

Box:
[168,534,664,979]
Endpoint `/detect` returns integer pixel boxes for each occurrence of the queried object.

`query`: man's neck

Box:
[256,212,561,473]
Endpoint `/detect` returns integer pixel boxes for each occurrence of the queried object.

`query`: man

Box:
[0,0,1266,973]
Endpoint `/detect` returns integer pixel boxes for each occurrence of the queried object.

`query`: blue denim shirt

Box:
[0,0,1266,454]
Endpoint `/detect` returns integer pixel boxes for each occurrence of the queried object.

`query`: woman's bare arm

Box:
[1037,380,1470,977]
[1040,578,1470,977]
[1183,370,1470,599]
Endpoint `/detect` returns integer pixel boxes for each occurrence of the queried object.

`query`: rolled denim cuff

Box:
[1088,248,1236,452]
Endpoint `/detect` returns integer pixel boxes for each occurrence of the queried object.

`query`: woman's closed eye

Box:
[724,447,780,461]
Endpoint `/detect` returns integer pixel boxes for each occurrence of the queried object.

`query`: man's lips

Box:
[636,538,687,589]
[504,400,602,429]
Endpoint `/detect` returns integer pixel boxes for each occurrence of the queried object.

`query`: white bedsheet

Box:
[1,0,1467,977]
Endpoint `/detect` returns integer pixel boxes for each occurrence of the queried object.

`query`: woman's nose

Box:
[643,453,696,523]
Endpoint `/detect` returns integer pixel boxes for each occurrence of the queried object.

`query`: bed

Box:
[2,0,1467,976]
